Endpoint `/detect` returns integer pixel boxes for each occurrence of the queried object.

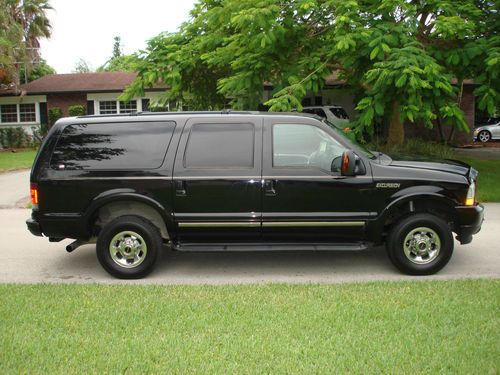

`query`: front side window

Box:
[184,123,254,169]
[51,121,175,170]
[273,124,346,171]
[0,104,18,123]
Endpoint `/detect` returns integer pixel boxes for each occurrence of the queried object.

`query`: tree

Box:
[0,0,52,89]
[73,58,93,73]
[124,0,499,145]
[22,58,55,82]
[112,36,122,58]
[98,54,139,72]
[97,36,139,72]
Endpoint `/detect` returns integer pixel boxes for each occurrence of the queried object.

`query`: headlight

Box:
[465,180,476,206]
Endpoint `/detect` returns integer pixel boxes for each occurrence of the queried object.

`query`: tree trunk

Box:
[387,100,404,146]
[447,80,464,144]
[436,114,445,144]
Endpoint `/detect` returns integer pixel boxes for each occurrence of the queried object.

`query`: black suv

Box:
[27,112,484,278]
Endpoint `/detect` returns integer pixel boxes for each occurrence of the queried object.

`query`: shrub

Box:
[0,127,33,148]
[68,105,86,116]
[48,107,63,127]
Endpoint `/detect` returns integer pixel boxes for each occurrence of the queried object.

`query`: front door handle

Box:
[175,180,187,196]
[264,180,276,196]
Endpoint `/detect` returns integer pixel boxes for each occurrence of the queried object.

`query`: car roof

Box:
[303,105,344,109]
[54,110,322,127]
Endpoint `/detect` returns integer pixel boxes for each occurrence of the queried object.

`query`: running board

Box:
[172,242,371,252]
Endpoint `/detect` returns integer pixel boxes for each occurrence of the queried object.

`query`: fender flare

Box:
[83,191,174,238]
[369,190,458,243]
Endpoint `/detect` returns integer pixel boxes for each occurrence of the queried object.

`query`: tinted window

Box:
[329,107,349,119]
[273,124,346,171]
[51,122,174,170]
[303,108,326,118]
[184,123,254,169]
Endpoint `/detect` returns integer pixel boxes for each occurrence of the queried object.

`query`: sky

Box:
[39,0,197,73]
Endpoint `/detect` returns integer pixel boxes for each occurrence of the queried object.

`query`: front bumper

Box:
[455,203,484,244]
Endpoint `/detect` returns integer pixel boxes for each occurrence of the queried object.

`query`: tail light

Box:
[30,183,39,206]
[465,180,476,206]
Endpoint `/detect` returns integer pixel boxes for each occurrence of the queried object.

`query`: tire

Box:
[386,213,453,275]
[478,130,491,143]
[96,215,163,279]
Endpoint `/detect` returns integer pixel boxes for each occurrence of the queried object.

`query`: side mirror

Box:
[340,150,356,176]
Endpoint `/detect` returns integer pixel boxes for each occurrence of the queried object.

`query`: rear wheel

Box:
[386,214,454,275]
[478,130,491,143]
[96,215,163,279]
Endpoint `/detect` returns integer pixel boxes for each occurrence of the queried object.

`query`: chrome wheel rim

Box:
[109,231,147,268]
[479,131,490,142]
[403,227,441,265]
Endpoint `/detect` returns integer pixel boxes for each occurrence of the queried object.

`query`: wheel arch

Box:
[85,193,173,240]
[369,192,458,244]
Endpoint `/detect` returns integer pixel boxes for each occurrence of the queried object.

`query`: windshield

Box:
[323,119,376,159]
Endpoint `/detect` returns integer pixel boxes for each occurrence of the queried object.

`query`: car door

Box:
[261,117,375,242]
[493,122,500,138]
[173,116,263,242]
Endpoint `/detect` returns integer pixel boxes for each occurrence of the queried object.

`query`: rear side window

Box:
[329,107,349,119]
[51,121,175,170]
[303,108,326,118]
[184,123,254,169]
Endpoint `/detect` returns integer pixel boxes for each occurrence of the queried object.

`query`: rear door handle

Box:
[175,180,187,196]
[264,180,276,196]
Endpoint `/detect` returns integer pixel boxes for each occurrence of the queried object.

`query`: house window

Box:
[98,100,137,114]
[119,101,137,113]
[0,104,18,123]
[0,103,37,124]
[99,101,117,114]
[20,103,36,122]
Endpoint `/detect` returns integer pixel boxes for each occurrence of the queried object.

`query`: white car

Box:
[473,118,500,142]
[302,105,350,128]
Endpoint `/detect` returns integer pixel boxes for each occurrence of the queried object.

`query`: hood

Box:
[475,124,497,132]
[388,154,470,177]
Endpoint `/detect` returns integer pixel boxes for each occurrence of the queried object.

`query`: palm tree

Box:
[0,0,52,89]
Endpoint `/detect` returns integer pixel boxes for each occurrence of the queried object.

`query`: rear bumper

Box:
[455,204,484,244]
[26,217,43,237]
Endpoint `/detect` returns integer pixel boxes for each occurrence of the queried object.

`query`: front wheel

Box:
[96,215,163,279]
[386,214,454,275]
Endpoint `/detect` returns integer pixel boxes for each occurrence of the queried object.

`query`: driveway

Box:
[0,169,30,208]
[2,205,499,284]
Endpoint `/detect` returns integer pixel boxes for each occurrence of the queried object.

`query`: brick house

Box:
[1,71,476,144]
[0,72,165,132]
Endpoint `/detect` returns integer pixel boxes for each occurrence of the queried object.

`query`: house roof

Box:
[0,72,165,96]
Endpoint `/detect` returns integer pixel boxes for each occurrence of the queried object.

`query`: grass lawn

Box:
[458,158,500,202]
[0,149,37,172]
[0,280,498,373]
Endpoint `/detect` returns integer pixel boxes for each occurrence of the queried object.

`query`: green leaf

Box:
[374,101,384,115]
[395,75,407,88]
[370,46,380,60]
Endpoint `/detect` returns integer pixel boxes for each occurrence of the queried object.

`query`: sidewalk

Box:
[0,169,30,208]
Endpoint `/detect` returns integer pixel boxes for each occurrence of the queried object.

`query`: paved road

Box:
[2,206,499,284]
[0,169,30,208]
